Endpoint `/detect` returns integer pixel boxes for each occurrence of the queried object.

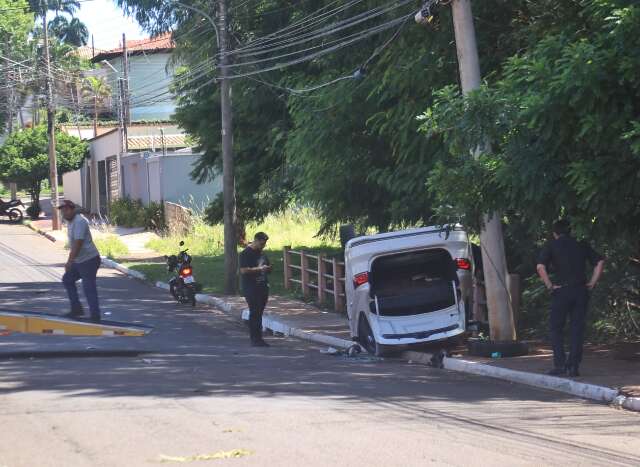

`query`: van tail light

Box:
[353,272,369,288]
[180,267,193,277]
[456,258,471,270]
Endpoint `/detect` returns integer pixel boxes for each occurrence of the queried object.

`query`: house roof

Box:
[127,134,189,151]
[92,33,175,62]
[73,45,107,61]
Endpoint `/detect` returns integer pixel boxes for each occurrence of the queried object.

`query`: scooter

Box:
[0,199,24,223]
[165,241,201,306]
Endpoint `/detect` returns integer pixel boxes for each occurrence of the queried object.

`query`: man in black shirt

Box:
[239,232,272,347]
[536,220,605,376]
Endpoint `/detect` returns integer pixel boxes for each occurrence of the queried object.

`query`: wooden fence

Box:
[283,247,346,312]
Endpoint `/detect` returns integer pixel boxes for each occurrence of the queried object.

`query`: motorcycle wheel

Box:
[169,283,178,300]
[189,289,196,307]
[8,208,23,223]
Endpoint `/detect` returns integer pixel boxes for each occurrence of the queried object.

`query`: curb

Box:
[25,221,57,243]
[100,257,639,413]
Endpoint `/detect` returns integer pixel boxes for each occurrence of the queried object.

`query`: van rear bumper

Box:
[381,323,460,340]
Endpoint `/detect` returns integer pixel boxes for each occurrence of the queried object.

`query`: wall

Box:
[62,169,83,207]
[89,129,121,213]
[159,154,221,210]
[120,152,221,210]
[103,53,175,122]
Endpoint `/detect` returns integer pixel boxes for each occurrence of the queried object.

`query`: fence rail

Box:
[283,247,346,312]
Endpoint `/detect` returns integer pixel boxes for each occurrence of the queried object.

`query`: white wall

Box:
[63,169,83,206]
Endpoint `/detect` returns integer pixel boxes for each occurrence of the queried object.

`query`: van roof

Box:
[345,225,464,250]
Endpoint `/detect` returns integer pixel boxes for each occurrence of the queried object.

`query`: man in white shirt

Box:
[58,200,102,322]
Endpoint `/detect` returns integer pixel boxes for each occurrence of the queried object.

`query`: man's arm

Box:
[587,259,605,289]
[66,239,84,271]
[536,264,559,291]
[240,265,267,275]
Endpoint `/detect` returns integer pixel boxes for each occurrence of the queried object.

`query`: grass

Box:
[123,209,341,299]
[94,235,130,259]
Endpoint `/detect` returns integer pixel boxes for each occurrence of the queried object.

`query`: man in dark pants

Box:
[239,232,272,347]
[59,200,102,322]
[536,220,605,377]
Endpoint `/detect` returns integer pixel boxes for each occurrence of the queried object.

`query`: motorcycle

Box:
[0,199,24,223]
[165,241,201,306]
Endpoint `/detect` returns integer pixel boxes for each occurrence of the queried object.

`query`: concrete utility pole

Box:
[218,0,239,295]
[451,0,516,341]
[43,15,61,230]
[119,33,130,198]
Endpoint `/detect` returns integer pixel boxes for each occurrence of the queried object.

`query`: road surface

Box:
[0,223,639,467]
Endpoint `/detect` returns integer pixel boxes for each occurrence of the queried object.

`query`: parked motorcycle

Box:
[165,241,201,306]
[0,199,24,223]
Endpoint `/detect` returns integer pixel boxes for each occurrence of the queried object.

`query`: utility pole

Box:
[451,0,515,341]
[218,0,239,295]
[119,33,130,199]
[43,15,61,230]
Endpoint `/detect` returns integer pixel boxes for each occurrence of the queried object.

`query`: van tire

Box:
[358,315,392,357]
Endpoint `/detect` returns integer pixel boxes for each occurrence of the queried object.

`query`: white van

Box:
[344,226,473,356]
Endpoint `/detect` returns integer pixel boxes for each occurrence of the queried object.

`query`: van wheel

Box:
[358,315,391,357]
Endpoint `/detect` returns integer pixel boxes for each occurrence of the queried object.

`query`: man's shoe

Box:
[64,311,84,320]
[547,367,566,376]
[251,340,270,347]
[567,366,580,377]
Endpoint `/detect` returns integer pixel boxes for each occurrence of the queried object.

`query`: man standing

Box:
[536,220,605,377]
[59,200,102,322]
[239,232,272,347]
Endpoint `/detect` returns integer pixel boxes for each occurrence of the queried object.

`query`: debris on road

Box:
[158,449,252,463]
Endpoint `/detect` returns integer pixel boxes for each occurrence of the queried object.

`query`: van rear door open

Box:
[369,248,459,317]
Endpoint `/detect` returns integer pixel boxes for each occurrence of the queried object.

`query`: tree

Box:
[0,0,35,132]
[48,16,89,46]
[0,126,87,215]
[82,76,111,137]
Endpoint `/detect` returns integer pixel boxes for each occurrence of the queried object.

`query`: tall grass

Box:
[95,235,129,259]
[146,208,338,255]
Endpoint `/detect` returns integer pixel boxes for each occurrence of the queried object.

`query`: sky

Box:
[75,0,146,50]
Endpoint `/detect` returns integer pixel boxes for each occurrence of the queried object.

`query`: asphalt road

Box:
[1,223,639,467]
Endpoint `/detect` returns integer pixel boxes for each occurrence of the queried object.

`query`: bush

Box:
[109,197,165,231]
[94,235,129,259]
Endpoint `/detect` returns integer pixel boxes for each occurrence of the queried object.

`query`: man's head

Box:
[252,232,269,251]
[552,219,571,239]
[57,200,77,221]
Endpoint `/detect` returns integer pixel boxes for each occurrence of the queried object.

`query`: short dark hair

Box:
[552,220,571,236]
[254,232,269,242]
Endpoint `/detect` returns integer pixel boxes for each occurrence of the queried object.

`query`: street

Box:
[1,223,639,467]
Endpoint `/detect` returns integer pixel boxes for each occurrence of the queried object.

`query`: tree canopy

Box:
[0,126,88,202]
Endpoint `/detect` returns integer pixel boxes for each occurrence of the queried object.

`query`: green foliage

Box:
[94,235,130,259]
[0,126,87,205]
[109,197,165,230]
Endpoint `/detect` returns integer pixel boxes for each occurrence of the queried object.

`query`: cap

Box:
[57,200,76,210]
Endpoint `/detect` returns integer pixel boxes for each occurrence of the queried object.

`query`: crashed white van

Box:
[344,226,473,356]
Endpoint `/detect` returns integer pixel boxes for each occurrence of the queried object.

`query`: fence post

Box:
[283,246,291,290]
[332,258,345,312]
[300,250,309,298]
[317,254,326,304]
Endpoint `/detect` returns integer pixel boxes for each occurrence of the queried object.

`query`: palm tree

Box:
[28,0,80,17]
[48,16,89,46]
[82,76,111,137]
